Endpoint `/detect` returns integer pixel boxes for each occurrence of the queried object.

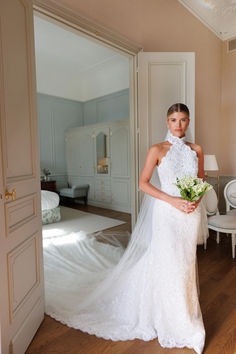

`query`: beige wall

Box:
[58,0,226,172]
[221,41,236,175]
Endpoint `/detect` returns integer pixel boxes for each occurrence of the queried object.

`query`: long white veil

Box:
[43,163,163,324]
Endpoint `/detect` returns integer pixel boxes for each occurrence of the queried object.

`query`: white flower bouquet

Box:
[174,175,213,201]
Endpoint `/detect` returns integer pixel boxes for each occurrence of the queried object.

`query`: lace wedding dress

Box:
[43,130,208,354]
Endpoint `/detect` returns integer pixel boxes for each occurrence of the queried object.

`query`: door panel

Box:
[137,52,195,207]
[0,0,45,353]
[7,234,40,321]
[110,123,130,178]
[1,0,36,180]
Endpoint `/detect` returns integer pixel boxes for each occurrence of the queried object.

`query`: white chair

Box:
[224,179,236,216]
[204,188,220,247]
[205,188,236,259]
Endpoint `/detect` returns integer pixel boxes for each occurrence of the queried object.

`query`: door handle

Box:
[5,189,16,201]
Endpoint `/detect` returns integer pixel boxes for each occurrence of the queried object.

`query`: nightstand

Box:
[41,180,57,192]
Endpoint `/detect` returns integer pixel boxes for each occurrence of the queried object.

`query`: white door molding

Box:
[33,0,143,56]
[33,0,142,228]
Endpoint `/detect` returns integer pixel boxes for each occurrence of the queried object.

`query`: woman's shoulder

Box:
[150,141,171,149]
[149,141,170,153]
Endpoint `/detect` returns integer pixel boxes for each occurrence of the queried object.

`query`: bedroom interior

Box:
[34,13,132,233]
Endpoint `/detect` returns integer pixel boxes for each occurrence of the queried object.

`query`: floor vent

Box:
[228,38,236,52]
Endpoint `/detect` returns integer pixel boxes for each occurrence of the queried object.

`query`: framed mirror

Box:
[96,132,109,174]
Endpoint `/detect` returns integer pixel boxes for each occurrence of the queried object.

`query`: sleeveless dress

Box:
[43,131,207,354]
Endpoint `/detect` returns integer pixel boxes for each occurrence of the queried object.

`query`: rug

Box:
[43,206,126,238]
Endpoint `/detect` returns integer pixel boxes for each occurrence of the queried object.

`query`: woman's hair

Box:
[167,103,190,117]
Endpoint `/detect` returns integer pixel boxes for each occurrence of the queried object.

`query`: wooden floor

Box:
[26,202,236,354]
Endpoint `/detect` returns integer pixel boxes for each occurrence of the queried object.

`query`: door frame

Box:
[33,0,143,228]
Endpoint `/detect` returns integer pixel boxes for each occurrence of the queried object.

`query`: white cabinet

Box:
[66,129,94,177]
[110,124,130,178]
[111,178,130,211]
[65,119,130,212]
[95,177,112,203]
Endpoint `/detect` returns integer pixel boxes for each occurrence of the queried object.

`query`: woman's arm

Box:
[138,145,171,203]
[196,145,205,181]
[139,145,195,213]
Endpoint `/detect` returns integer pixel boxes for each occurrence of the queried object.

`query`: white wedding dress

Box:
[43,130,209,354]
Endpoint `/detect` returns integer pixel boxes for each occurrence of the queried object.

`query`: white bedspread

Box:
[41,190,59,211]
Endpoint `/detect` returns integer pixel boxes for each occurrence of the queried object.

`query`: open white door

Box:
[0,1,45,353]
[137,52,195,209]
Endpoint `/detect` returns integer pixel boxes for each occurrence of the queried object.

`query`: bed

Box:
[41,190,61,225]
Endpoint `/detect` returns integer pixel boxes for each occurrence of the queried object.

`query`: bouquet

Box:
[174,175,212,201]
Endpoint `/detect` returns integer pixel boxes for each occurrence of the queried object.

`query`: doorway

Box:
[33,3,142,229]
[34,12,135,239]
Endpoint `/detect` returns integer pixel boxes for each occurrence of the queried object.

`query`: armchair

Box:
[59,184,89,205]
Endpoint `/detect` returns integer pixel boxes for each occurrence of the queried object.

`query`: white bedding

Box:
[41,190,59,211]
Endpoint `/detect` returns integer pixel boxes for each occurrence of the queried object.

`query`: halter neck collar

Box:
[165,129,187,145]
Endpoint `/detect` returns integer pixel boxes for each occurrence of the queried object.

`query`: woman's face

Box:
[166,111,189,138]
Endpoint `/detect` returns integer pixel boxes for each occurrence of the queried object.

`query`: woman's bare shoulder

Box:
[149,142,170,154]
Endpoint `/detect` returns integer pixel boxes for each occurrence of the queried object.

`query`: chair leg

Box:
[232,234,236,259]
[216,231,220,244]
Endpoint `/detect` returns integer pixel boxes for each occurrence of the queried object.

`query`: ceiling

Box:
[34,1,236,103]
[179,0,236,40]
[34,15,129,102]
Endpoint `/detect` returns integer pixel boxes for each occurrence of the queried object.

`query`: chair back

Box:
[204,188,218,216]
[224,179,236,211]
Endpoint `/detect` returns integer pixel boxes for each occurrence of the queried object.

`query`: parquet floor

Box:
[26,202,236,354]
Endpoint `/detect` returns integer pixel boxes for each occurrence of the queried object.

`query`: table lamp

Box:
[204,154,219,200]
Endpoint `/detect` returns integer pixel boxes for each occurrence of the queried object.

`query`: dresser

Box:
[41,180,57,192]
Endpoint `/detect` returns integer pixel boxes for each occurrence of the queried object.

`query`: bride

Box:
[43,103,208,354]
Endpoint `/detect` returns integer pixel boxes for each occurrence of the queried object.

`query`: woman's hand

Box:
[192,196,203,210]
[168,196,199,214]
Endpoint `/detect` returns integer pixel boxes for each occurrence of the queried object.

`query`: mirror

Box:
[96,132,108,174]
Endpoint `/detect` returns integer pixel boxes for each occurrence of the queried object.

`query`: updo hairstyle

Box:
[167,103,190,118]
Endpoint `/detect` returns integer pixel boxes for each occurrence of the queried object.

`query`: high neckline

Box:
[165,129,187,145]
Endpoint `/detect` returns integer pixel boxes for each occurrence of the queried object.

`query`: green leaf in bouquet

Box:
[180,190,188,200]
[190,188,196,200]
[192,195,200,201]
[198,191,206,197]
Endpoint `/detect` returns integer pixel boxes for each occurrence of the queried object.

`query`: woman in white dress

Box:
[43,103,208,354]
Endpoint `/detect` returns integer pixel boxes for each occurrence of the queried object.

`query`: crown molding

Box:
[178,0,224,41]
[33,0,143,56]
